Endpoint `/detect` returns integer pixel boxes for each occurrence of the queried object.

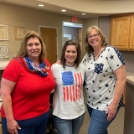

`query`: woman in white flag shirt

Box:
[82,25,126,134]
[51,40,85,134]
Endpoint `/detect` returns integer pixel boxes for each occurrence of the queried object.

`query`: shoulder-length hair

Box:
[61,40,81,68]
[84,25,108,54]
[16,31,46,62]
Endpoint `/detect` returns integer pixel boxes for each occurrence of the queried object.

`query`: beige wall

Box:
[98,16,110,44]
[0,2,85,60]
[81,18,98,57]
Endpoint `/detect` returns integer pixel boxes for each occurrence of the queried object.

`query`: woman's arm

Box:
[106,65,126,121]
[0,78,21,134]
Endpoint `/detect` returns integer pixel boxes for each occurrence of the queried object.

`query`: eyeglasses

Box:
[87,34,99,39]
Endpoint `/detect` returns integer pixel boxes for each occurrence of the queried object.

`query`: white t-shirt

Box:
[51,64,85,119]
[82,46,125,111]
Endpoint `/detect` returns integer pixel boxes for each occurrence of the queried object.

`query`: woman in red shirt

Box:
[0,31,55,134]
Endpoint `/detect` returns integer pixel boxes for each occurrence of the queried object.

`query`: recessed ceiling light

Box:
[61,9,66,12]
[82,13,86,15]
[38,4,44,7]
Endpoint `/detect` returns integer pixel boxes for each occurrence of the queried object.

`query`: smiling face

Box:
[26,37,42,61]
[65,45,77,66]
[87,29,102,48]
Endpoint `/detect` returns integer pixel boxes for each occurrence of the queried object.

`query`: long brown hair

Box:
[61,40,81,68]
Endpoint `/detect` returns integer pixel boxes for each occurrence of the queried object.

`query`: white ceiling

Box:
[1,0,134,18]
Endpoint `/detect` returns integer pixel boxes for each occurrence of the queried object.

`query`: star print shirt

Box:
[51,64,85,119]
[82,46,125,111]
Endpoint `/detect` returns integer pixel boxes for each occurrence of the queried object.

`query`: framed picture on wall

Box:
[14,26,25,40]
[0,24,8,40]
[0,45,8,58]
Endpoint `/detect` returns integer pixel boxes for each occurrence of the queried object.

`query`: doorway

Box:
[39,26,57,64]
[62,21,83,52]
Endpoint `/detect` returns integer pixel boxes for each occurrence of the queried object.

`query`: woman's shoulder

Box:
[7,58,22,67]
[79,63,85,68]
[105,45,118,51]
[105,45,121,54]
[81,53,91,64]
[3,58,22,79]
[76,64,86,73]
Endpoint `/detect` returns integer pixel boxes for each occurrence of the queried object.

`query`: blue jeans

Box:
[54,113,85,134]
[2,111,50,134]
[87,104,121,134]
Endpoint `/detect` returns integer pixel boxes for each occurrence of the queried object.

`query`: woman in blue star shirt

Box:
[82,25,126,134]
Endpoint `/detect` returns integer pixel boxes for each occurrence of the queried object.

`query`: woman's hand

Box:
[56,60,60,64]
[7,119,21,134]
[106,103,118,121]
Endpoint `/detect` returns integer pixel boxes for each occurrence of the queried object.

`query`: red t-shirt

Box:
[1,58,55,120]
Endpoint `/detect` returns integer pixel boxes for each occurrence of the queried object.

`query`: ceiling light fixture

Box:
[61,9,66,12]
[82,13,86,15]
[38,4,44,7]
[64,22,73,26]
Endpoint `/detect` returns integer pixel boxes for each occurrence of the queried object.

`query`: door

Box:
[110,16,130,50]
[129,16,134,50]
[40,27,57,64]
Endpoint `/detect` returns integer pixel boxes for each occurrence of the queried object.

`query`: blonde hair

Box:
[84,25,108,54]
[17,31,47,62]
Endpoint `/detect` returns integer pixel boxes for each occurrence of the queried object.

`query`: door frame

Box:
[62,21,83,46]
[39,25,58,60]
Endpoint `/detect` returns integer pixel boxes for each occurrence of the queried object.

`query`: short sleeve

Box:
[51,64,57,78]
[51,64,62,78]
[2,59,22,82]
[107,47,125,71]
